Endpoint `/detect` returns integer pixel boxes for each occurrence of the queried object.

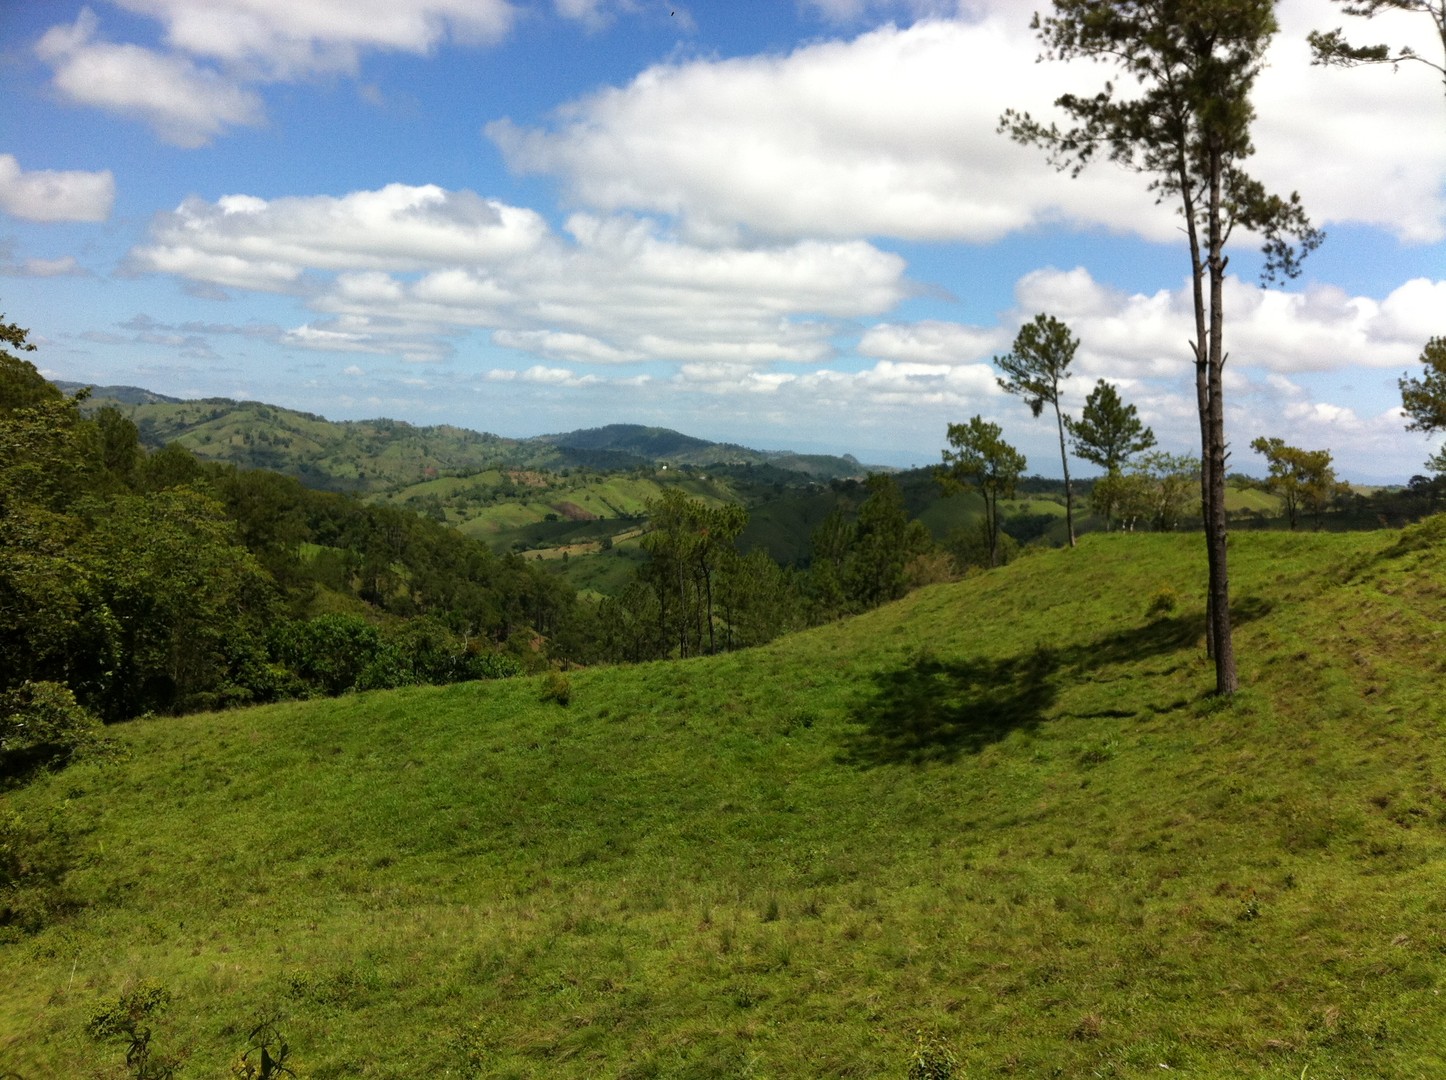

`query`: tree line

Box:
[2,319,592,771]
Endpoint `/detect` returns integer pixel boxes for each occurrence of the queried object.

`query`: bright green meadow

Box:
[4,522,1445,1078]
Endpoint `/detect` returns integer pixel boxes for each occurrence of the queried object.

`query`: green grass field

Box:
[3,520,1444,1078]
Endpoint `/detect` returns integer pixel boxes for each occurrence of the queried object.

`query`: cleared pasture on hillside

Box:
[3,522,1444,1078]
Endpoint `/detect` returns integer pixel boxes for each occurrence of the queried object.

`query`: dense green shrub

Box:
[0,680,103,775]
[268,614,383,696]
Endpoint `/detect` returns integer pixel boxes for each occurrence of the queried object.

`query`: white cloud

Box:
[128,182,909,368]
[131,184,550,286]
[486,364,600,388]
[1256,0,1446,244]
[37,1,514,145]
[0,255,90,278]
[857,320,1004,364]
[489,0,1446,245]
[1007,267,1436,382]
[0,154,115,223]
[37,9,265,148]
[112,0,514,76]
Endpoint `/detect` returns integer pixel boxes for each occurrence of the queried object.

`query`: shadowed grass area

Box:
[2,522,1445,1078]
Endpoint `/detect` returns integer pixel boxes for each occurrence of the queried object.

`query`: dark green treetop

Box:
[1066,379,1157,473]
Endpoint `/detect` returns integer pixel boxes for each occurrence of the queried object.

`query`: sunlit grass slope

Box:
[3,520,1445,1078]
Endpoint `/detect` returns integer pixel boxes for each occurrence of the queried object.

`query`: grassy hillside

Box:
[110,398,528,492]
[4,520,1445,1077]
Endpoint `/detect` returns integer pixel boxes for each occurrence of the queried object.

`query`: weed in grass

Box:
[230,1016,296,1079]
[538,670,572,706]
[86,981,182,1080]
[907,1029,959,1080]
[1146,585,1180,618]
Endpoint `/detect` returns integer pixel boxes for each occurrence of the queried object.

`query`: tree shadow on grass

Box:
[842,596,1274,769]
[841,648,1058,768]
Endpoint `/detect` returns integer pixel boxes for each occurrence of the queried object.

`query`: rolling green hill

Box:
[5,518,1444,1077]
[67,388,876,495]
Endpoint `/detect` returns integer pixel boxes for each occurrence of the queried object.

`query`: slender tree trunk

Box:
[1177,143,1217,664]
[986,490,999,568]
[1205,143,1238,695]
[1053,400,1076,547]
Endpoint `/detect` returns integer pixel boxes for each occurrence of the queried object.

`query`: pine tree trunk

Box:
[1054,401,1076,547]
[1205,143,1238,695]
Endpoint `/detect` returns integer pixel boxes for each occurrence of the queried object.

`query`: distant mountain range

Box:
[54,382,882,492]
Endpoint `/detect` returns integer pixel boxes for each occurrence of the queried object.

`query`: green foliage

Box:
[946,517,1020,573]
[1096,453,1201,532]
[939,416,1026,568]
[0,801,81,937]
[230,1017,297,1079]
[1251,436,1345,529]
[538,669,572,706]
[1400,336,1446,470]
[907,1030,959,1080]
[1145,585,1179,618]
[995,313,1081,545]
[87,982,181,1080]
[1066,379,1156,474]
[0,680,103,775]
[78,487,280,717]
[995,313,1078,420]
[842,474,934,610]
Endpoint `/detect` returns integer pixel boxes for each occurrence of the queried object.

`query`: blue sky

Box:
[1,0,1442,480]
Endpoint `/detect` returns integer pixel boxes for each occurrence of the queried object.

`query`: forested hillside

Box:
[69,391,876,494]
[3,321,584,730]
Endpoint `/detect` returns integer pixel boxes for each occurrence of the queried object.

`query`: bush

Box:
[268,614,383,695]
[87,981,181,1079]
[1145,585,1179,618]
[0,680,103,775]
[907,1030,958,1080]
[538,670,572,706]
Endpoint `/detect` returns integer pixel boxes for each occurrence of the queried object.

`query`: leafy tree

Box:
[79,488,279,717]
[1067,379,1157,474]
[95,407,143,490]
[640,490,748,657]
[1400,336,1446,474]
[1094,453,1201,531]
[1309,0,1446,96]
[1250,437,1344,530]
[843,474,933,608]
[939,417,1027,569]
[1,680,104,776]
[805,508,853,622]
[1002,0,1323,694]
[995,313,1080,546]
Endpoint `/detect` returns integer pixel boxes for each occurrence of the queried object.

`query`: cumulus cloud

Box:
[859,320,1005,365]
[37,1,514,145]
[489,18,1166,244]
[1255,0,1446,244]
[37,10,265,147]
[486,364,601,388]
[0,154,115,223]
[0,255,90,278]
[130,185,550,288]
[113,0,514,76]
[127,182,909,367]
[489,0,1445,245]
[1009,267,1438,381]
